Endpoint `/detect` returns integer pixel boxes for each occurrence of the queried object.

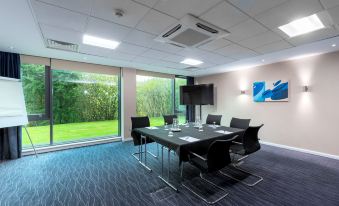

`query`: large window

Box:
[175,77,187,124]
[21,64,50,146]
[136,75,188,126]
[52,70,119,143]
[21,60,120,148]
[136,75,173,126]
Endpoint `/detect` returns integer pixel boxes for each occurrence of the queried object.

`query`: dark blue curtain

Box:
[186,76,195,122]
[0,51,22,160]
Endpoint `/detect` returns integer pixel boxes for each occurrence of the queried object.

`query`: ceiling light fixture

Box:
[278,14,325,38]
[83,34,120,50]
[180,58,203,66]
[332,44,336,47]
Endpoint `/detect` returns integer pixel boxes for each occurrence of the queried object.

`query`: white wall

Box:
[196,51,339,156]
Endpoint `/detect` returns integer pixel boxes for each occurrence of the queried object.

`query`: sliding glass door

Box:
[21,63,50,146]
[21,61,121,148]
[175,77,187,124]
[136,75,188,126]
[136,75,173,126]
[52,70,119,143]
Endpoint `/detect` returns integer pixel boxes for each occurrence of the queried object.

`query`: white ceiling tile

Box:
[228,0,288,17]
[204,54,235,64]
[178,48,235,64]
[140,49,171,59]
[198,38,231,51]
[286,27,339,46]
[117,43,148,55]
[132,0,159,8]
[150,41,184,53]
[132,56,154,64]
[200,1,248,30]
[91,0,150,28]
[200,62,217,68]
[254,40,292,53]
[38,0,93,14]
[160,53,185,63]
[238,31,282,49]
[79,44,112,57]
[177,48,204,58]
[215,44,258,59]
[136,9,177,35]
[40,24,82,45]
[123,29,156,48]
[86,17,131,41]
[108,52,136,61]
[255,0,323,29]
[328,5,339,24]
[151,60,186,69]
[154,0,222,19]
[226,19,268,42]
[32,0,87,32]
[320,0,339,9]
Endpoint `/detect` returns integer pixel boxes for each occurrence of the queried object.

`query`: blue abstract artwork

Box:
[253,80,289,102]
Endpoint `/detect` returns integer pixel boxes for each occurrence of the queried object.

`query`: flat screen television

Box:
[180,84,214,105]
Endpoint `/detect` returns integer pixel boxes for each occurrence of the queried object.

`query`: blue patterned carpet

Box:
[0,142,338,206]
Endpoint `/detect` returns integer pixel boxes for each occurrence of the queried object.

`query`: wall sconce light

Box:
[240,90,246,94]
[303,86,309,92]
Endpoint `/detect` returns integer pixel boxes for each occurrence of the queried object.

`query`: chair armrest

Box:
[189,152,207,162]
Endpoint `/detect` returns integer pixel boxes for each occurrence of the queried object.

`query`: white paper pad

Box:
[146,126,158,130]
[179,136,200,142]
[215,130,233,134]
[208,125,221,128]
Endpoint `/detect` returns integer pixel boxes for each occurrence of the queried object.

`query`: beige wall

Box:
[122,68,136,140]
[196,51,339,156]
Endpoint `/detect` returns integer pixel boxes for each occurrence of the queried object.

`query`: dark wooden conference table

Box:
[134,123,244,191]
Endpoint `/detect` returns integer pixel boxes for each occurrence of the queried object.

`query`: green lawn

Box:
[23,116,185,147]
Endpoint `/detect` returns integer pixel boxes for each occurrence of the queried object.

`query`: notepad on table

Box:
[208,125,221,128]
[146,126,158,130]
[179,136,199,142]
[215,130,233,134]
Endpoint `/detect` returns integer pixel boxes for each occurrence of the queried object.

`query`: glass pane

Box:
[52,70,119,143]
[22,120,50,146]
[21,64,50,147]
[175,78,187,124]
[21,64,46,115]
[136,75,173,126]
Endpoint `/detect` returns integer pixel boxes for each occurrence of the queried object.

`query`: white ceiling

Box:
[1,0,339,76]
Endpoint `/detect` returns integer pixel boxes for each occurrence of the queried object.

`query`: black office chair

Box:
[131,116,158,171]
[163,114,177,125]
[182,136,238,204]
[220,124,264,186]
[230,117,251,129]
[230,117,251,142]
[206,114,222,125]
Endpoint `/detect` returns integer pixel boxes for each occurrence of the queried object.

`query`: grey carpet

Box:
[0,142,338,206]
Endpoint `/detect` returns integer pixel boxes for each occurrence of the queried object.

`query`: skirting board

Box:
[123,137,132,142]
[260,141,339,160]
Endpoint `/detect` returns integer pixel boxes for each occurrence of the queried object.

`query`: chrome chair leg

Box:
[219,165,263,187]
[182,172,228,204]
[131,136,152,172]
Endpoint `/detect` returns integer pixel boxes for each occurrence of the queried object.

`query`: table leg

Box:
[158,147,178,192]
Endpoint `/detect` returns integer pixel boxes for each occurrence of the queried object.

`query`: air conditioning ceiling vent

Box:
[155,14,229,48]
[45,39,79,52]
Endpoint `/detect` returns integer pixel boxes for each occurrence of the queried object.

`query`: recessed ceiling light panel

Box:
[180,58,203,66]
[278,14,325,38]
[83,34,120,50]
